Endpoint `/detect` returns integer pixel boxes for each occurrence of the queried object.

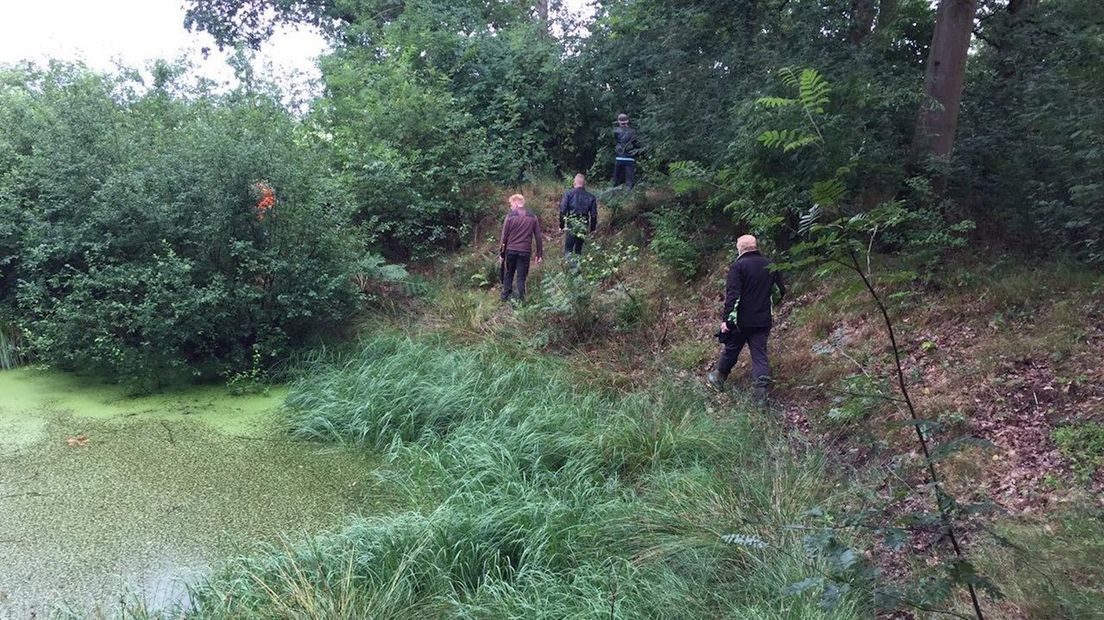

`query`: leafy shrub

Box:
[523,239,642,346]
[648,209,700,280]
[527,268,602,346]
[575,239,640,283]
[318,48,493,259]
[0,63,373,385]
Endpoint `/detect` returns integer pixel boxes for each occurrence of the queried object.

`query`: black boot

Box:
[706,371,726,392]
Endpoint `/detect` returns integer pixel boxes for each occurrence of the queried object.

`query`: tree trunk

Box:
[535,0,548,22]
[913,0,978,160]
[849,0,878,45]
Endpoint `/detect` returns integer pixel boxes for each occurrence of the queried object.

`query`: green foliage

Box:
[527,268,602,346]
[225,346,270,396]
[523,239,642,346]
[957,0,1104,265]
[317,47,492,259]
[575,238,640,283]
[1053,423,1104,482]
[0,63,372,385]
[760,67,993,617]
[758,129,821,153]
[648,209,701,280]
[755,67,830,152]
[826,374,889,425]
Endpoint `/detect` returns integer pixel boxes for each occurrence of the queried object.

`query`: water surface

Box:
[0,368,380,617]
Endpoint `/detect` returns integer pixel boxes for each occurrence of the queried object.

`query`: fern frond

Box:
[798,68,830,114]
[782,134,819,152]
[758,129,819,152]
[799,204,822,234]
[721,533,767,548]
[811,178,846,206]
[778,66,801,89]
[757,96,796,109]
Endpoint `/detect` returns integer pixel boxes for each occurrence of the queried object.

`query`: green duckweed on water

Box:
[0,368,384,618]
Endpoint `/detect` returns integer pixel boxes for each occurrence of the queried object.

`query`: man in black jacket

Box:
[613,113,641,189]
[559,174,598,257]
[707,235,786,402]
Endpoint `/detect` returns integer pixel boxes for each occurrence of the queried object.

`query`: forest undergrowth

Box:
[97,182,1104,620]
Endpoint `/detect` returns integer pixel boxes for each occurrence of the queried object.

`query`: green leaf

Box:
[757,96,796,108]
[785,576,824,596]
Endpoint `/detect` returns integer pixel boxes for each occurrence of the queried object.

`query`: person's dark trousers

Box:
[564,232,585,256]
[501,251,531,302]
[613,159,636,189]
[716,327,771,387]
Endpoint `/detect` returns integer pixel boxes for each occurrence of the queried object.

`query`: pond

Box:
[0,368,380,617]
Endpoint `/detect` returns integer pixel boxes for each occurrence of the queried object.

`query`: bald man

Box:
[559,174,598,256]
[707,235,786,401]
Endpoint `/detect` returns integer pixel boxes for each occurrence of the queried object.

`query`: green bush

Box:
[319,48,493,259]
[522,240,641,347]
[649,209,701,280]
[0,63,371,385]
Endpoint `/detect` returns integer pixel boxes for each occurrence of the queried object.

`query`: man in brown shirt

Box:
[500,193,543,302]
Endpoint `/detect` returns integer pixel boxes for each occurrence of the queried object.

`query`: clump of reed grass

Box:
[156,334,869,619]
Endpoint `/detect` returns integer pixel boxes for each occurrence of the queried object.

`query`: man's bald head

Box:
[573,174,586,188]
[737,235,758,256]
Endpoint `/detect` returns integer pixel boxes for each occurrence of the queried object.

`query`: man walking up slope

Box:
[559,174,598,257]
[613,113,642,190]
[707,235,786,402]
[500,193,543,303]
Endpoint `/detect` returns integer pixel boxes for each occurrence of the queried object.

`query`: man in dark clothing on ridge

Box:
[559,173,598,257]
[613,113,642,190]
[500,193,543,303]
[707,235,786,402]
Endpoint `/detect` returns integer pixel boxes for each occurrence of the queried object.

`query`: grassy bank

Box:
[70,181,1102,618]
[153,334,868,619]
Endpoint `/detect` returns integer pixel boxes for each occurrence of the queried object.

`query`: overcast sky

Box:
[0,0,593,91]
[1,0,321,90]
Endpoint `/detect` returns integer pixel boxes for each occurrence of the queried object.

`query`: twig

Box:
[867,225,878,280]
[849,249,985,620]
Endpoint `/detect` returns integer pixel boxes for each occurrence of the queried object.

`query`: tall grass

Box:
[159,334,869,618]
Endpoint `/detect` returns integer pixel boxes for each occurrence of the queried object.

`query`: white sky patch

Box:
[0,0,594,96]
[0,0,327,93]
